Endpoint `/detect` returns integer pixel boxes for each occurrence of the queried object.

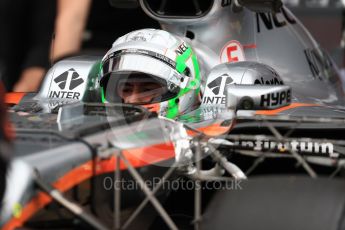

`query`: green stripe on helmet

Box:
[101,87,106,103]
[166,98,179,119]
[176,46,192,73]
[175,48,201,97]
[165,46,201,119]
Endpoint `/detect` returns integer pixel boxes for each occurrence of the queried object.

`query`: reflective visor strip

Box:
[103,49,178,73]
[166,47,201,119]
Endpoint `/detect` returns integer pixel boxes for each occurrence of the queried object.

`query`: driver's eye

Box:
[122,87,133,93]
[120,83,134,93]
[143,87,155,92]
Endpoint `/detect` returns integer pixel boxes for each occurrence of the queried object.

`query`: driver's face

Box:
[117,81,163,104]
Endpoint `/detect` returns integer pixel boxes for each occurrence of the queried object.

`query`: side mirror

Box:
[203,61,291,111]
[35,56,102,103]
[235,0,283,13]
[226,85,291,110]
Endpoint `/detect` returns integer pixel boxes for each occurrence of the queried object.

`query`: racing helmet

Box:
[100,29,201,119]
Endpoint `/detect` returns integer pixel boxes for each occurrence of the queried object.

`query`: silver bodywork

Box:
[4,1,345,228]
[140,0,345,109]
[202,61,289,108]
[17,56,103,114]
[36,56,102,107]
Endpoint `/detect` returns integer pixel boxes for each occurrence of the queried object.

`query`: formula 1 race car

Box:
[2,0,345,230]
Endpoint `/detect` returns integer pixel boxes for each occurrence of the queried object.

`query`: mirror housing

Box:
[35,56,102,103]
[203,61,291,111]
[12,56,104,114]
[226,85,291,110]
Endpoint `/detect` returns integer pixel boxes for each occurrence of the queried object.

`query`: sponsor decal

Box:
[220,40,245,63]
[131,36,147,41]
[129,31,153,42]
[254,77,284,85]
[256,7,296,33]
[203,74,233,105]
[48,68,84,100]
[130,33,148,41]
[48,100,72,111]
[234,139,337,158]
[175,42,189,55]
[201,107,225,120]
[260,89,291,107]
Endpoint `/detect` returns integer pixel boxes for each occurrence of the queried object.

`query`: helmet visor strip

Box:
[101,48,190,89]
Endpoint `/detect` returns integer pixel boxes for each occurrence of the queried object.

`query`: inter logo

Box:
[48,68,84,100]
[54,68,84,90]
[203,74,233,105]
[207,74,233,96]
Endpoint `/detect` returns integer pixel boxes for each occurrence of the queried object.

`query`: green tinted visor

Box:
[101,71,177,105]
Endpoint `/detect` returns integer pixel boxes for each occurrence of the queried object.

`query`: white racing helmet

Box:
[100,29,201,119]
